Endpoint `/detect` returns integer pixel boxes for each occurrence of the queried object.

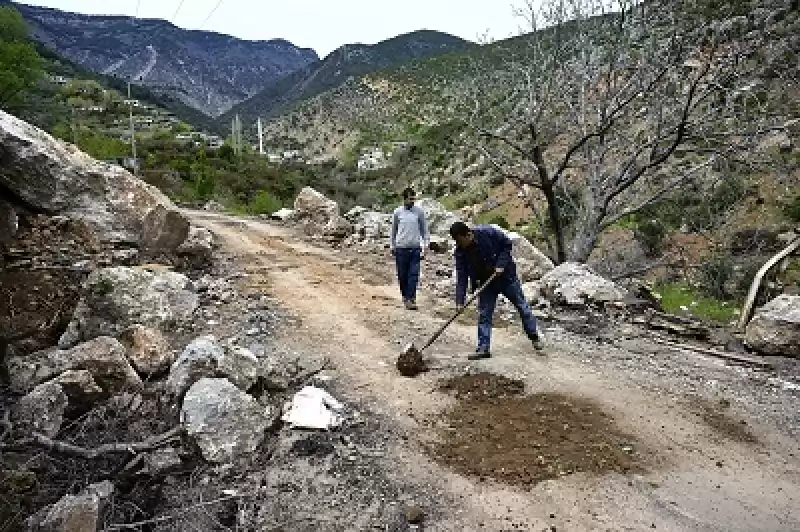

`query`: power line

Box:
[199,0,225,29]
[135,0,141,17]
[171,0,186,23]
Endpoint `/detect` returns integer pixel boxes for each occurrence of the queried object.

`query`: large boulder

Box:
[0,110,189,249]
[181,378,273,463]
[27,481,114,532]
[166,336,258,399]
[322,214,354,239]
[8,336,142,394]
[294,187,338,225]
[745,295,800,357]
[293,187,353,239]
[416,198,461,237]
[540,262,628,306]
[141,204,190,251]
[12,381,67,437]
[350,210,393,243]
[58,266,198,347]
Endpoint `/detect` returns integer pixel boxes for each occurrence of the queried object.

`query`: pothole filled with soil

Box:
[431,373,645,486]
[692,397,759,445]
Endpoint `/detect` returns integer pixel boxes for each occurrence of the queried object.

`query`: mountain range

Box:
[7,1,472,123]
[6,1,319,116]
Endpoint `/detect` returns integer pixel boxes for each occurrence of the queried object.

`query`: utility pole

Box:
[231,114,243,157]
[257,117,264,155]
[127,80,137,175]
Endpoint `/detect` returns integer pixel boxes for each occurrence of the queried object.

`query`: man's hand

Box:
[495,267,504,275]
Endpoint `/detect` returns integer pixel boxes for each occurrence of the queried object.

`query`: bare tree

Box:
[457,0,794,263]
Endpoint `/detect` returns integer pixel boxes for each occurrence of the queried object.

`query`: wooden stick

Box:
[737,236,800,332]
[29,427,182,459]
[651,337,772,368]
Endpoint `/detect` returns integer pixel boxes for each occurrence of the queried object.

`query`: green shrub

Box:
[698,255,735,300]
[248,190,282,215]
[634,218,668,258]
[485,214,510,229]
[784,194,800,222]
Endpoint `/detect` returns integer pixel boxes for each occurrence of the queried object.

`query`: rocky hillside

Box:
[6,1,319,116]
[219,30,473,125]
[255,1,799,305]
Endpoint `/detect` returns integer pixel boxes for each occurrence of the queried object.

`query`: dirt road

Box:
[190,211,800,532]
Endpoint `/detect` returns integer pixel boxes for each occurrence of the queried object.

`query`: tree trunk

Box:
[541,181,567,264]
[570,211,604,263]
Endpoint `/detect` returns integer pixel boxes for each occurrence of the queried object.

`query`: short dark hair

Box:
[449,221,471,239]
[402,187,416,199]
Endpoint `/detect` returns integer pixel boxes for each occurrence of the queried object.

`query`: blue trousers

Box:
[477,275,538,351]
[395,248,421,302]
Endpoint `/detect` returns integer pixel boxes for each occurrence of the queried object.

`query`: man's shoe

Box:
[531,332,546,353]
[407,300,418,310]
[403,300,412,309]
[468,349,492,360]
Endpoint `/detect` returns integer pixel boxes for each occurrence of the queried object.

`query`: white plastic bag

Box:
[281,386,344,430]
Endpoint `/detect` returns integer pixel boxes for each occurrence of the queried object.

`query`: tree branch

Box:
[25,427,182,459]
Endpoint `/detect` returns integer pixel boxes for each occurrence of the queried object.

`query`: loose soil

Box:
[692,397,759,445]
[433,374,643,486]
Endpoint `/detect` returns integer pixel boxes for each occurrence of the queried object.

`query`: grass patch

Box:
[655,282,740,324]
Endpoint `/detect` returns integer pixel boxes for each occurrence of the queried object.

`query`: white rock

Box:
[181,378,273,463]
[176,226,213,267]
[540,262,628,306]
[27,481,114,532]
[59,266,198,347]
[13,381,67,437]
[269,208,295,221]
[0,110,188,248]
[294,187,338,223]
[416,198,461,237]
[745,295,800,357]
[8,336,142,395]
[166,336,258,398]
[203,200,225,212]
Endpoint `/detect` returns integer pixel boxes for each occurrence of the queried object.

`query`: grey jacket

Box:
[390,205,429,250]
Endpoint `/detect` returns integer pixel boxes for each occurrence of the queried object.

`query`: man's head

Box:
[402,187,416,209]
[450,221,474,248]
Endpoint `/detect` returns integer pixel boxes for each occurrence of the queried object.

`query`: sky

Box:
[19,0,528,57]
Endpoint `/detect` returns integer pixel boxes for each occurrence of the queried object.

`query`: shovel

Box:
[397,272,499,377]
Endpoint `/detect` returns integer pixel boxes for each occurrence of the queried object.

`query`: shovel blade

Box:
[397,342,425,377]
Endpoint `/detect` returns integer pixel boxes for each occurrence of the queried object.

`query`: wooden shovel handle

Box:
[419,272,499,353]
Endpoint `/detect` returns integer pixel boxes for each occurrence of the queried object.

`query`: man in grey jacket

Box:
[390,187,429,310]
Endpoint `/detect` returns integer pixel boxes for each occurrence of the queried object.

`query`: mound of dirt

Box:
[432,375,644,486]
[439,372,525,400]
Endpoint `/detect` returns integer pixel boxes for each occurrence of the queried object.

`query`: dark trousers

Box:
[477,275,538,351]
[394,247,421,302]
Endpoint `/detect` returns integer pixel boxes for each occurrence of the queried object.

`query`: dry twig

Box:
[27,427,182,459]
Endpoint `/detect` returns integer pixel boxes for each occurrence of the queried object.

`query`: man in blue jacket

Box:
[450,221,544,359]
